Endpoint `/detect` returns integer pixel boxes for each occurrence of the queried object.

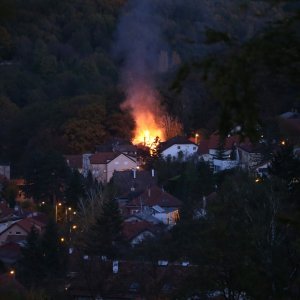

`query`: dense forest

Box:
[0,0,299,174]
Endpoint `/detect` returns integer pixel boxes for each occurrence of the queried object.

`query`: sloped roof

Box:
[122,220,156,241]
[112,170,157,197]
[89,152,120,164]
[114,144,137,153]
[128,186,182,208]
[237,141,266,153]
[65,155,83,169]
[160,136,197,152]
[1,216,46,236]
[198,133,241,154]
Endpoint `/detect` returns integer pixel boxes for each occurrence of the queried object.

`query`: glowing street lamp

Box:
[195,133,199,145]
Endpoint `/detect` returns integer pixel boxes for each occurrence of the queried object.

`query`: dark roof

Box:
[112,170,157,197]
[95,138,132,152]
[89,152,120,164]
[66,258,198,299]
[114,144,137,153]
[128,186,182,208]
[65,155,83,169]
[159,136,197,152]
[237,142,266,153]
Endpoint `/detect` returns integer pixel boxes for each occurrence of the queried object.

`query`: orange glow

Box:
[122,83,165,147]
[132,111,164,146]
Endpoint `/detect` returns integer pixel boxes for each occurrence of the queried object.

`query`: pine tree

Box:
[84,198,122,257]
[18,226,45,288]
[41,218,67,280]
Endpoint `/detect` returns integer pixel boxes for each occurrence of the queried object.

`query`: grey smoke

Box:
[114,0,166,91]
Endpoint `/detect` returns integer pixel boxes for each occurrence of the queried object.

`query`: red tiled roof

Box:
[122,220,156,241]
[2,217,45,235]
[128,186,182,208]
[89,152,120,164]
[65,155,83,169]
[198,133,242,154]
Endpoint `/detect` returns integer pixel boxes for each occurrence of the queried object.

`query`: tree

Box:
[41,218,67,281]
[269,142,300,192]
[84,197,123,257]
[18,227,45,288]
[172,171,291,299]
[65,169,86,209]
[23,150,70,203]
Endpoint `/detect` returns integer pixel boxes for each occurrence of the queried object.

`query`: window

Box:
[177,146,181,149]
[16,231,21,234]
[193,147,196,150]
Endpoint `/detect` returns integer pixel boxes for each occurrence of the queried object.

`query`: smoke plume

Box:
[114,0,167,145]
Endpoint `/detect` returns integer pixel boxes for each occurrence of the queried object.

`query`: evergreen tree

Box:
[18,227,45,288]
[84,198,122,257]
[41,218,67,280]
[65,169,86,209]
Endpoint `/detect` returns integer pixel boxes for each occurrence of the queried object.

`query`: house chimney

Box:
[151,169,155,177]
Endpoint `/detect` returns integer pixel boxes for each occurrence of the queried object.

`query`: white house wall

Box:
[161,144,198,160]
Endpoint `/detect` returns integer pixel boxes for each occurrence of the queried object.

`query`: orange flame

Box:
[122,83,165,147]
[132,111,164,146]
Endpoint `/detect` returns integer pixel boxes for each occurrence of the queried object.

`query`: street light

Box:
[195,133,199,145]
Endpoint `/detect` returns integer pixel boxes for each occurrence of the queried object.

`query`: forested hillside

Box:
[0,0,299,175]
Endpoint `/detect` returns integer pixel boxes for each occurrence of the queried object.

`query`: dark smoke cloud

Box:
[114,0,167,91]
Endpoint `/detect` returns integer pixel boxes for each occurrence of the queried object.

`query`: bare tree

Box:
[160,113,183,140]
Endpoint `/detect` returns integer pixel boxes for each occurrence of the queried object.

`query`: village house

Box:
[89,152,137,183]
[112,169,157,215]
[126,186,182,226]
[0,214,47,246]
[197,133,240,173]
[236,143,266,172]
[122,220,158,246]
[159,136,198,160]
[197,132,269,173]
